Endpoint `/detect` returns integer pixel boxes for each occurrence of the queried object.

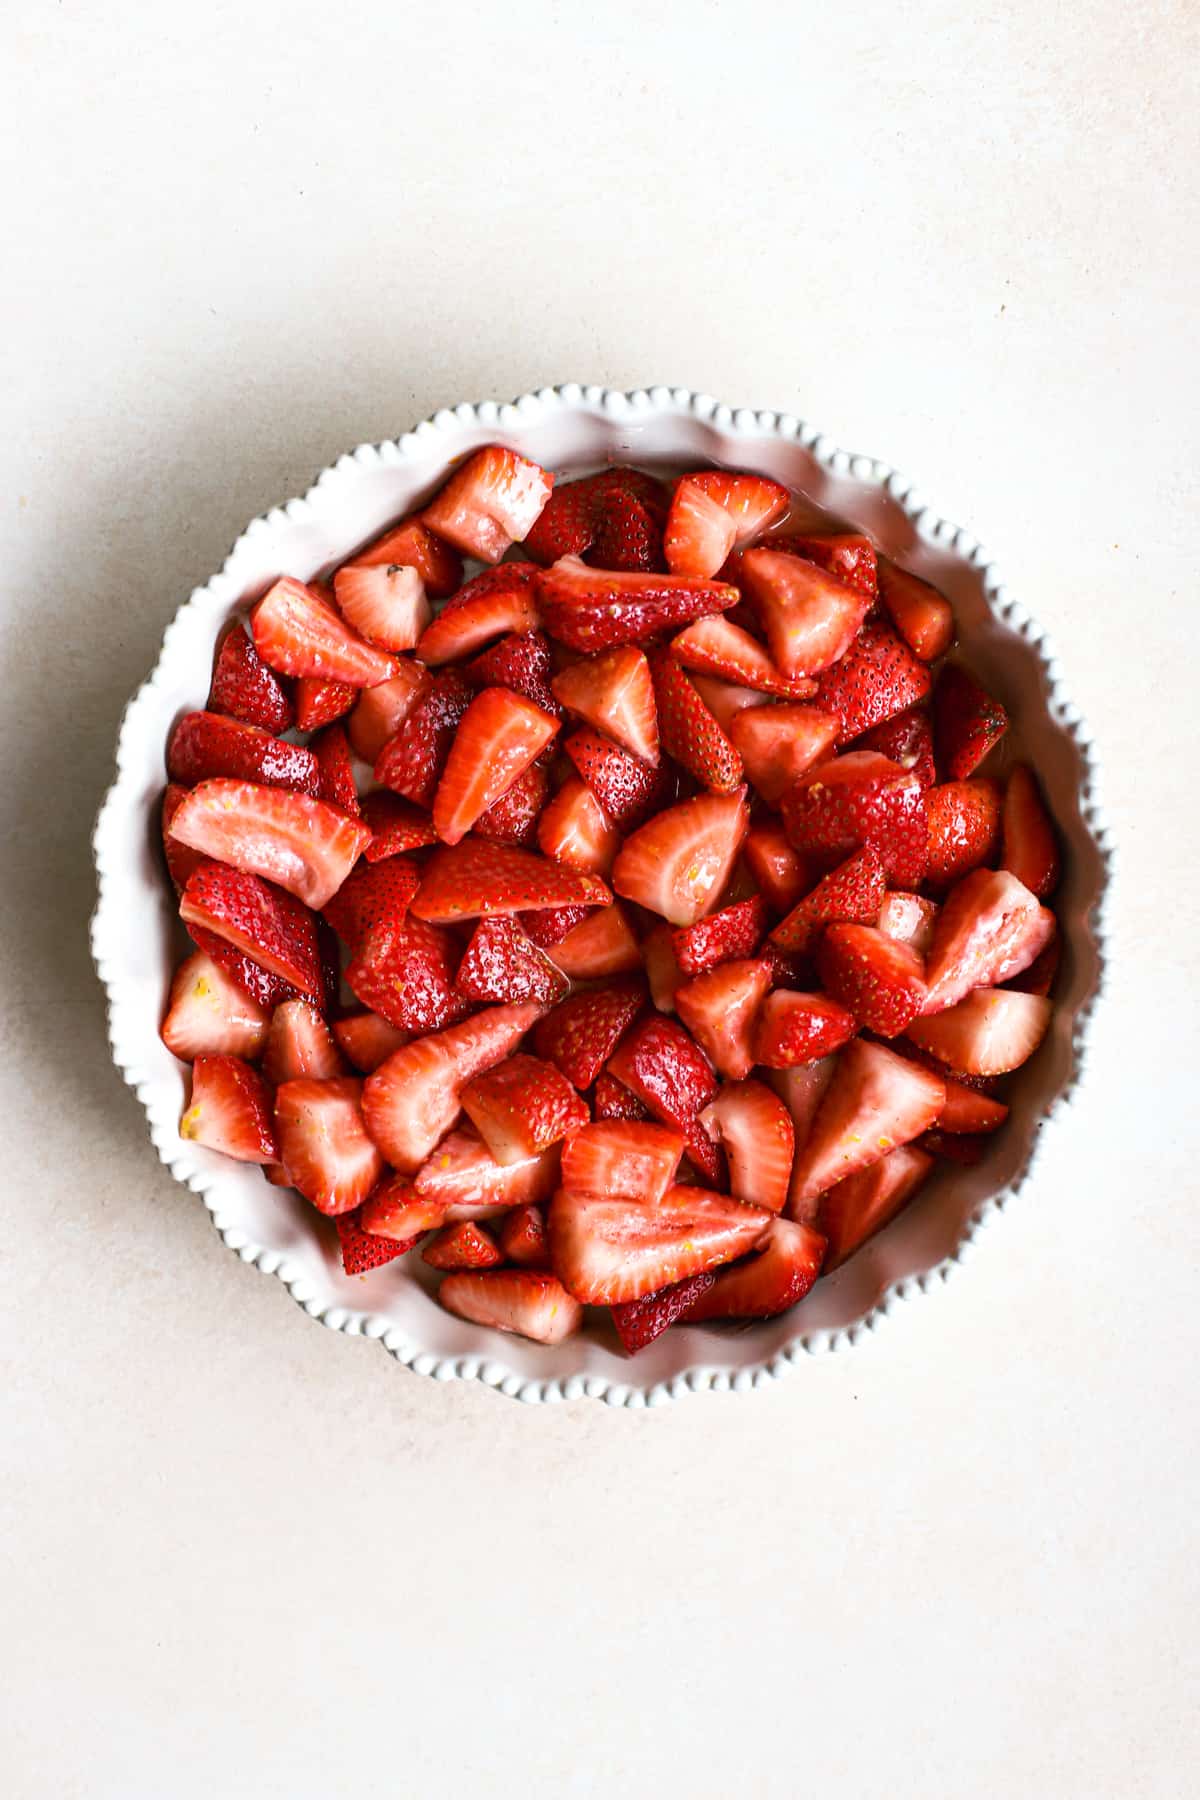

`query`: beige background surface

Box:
[2,3,1197,1795]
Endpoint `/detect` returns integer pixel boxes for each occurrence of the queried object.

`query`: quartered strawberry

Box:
[414,1122,559,1216]
[682,1215,826,1321]
[250,577,399,687]
[699,1078,795,1213]
[670,615,818,698]
[374,668,474,809]
[610,1269,719,1353]
[675,957,773,1081]
[683,471,789,552]
[185,926,298,1012]
[537,777,621,875]
[170,778,371,910]
[935,1076,1010,1134]
[739,549,872,677]
[208,624,295,732]
[933,664,1008,778]
[670,894,766,977]
[423,446,553,562]
[551,645,659,763]
[274,1076,385,1213]
[813,617,932,741]
[311,724,359,814]
[523,471,609,564]
[411,839,611,924]
[855,705,936,788]
[592,1073,651,1121]
[661,480,738,579]
[606,1014,718,1138]
[768,844,888,955]
[332,561,431,653]
[925,778,1003,886]
[563,728,674,829]
[560,1119,684,1204]
[474,759,551,848]
[422,1220,504,1271]
[180,862,322,997]
[161,950,272,1061]
[353,512,463,598]
[346,662,431,763]
[434,688,558,847]
[641,923,685,1012]
[465,628,559,715]
[876,891,939,954]
[462,1052,589,1164]
[497,1203,551,1268]
[1006,934,1060,998]
[360,792,438,860]
[295,677,357,732]
[167,711,320,795]
[415,564,541,666]
[875,558,955,661]
[345,914,468,1032]
[817,1144,933,1268]
[321,856,420,951]
[781,752,927,886]
[548,1186,769,1305]
[532,978,644,1087]
[455,916,569,1006]
[334,1207,416,1275]
[1001,764,1061,898]
[727,702,840,805]
[545,903,641,978]
[180,1055,277,1163]
[612,788,750,926]
[763,532,878,598]
[687,673,772,733]
[359,1178,453,1242]
[589,483,667,573]
[651,653,744,793]
[437,1269,583,1344]
[919,1129,989,1165]
[161,784,207,892]
[332,1010,411,1073]
[753,990,858,1068]
[743,822,811,915]
[262,999,344,1084]
[767,1059,838,1216]
[789,1039,946,1210]
[519,901,595,947]
[817,922,927,1037]
[906,988,1052,1076]
[537,555,739,652]
[521,468,667,566]
[922,868,1056,1014]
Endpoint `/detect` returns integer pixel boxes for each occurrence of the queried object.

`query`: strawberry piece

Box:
[743,822,811,915]
[642,923,686,1012]
[167,711,319,795]
[670,894,767,976]
[274,1076,385,1214]
[462,1052,589,1163]
[739,549,872,677]
[563,728,674,829]
[437,1269,582,1344]
[532,979,644,1087]
[519,902,595,946]
[346,663,431,762]
[361,1003,544,1171]
[180,863,322,996]
[537,777,621,875]
[593,1073,650,1121]
[683,1215,827,1320]
[612,788,750,926]
[606,1015,718,1137]
[790,1039,946,1209]
[684,471,789,549]
[545,904,641,978]
[415,564,541,666]
[675,957,773,1081]
[548,1186,769,1305]
[359,1179,451,1241]
[411,839,611,924]
[171,779,371,910]
[764,532,878,598]
[651,653,744,793]
[423,446,553,562]
[767,1060,839,1218]
[497,1204,551,1268]
[877,891,939,954]
[180,1055,277,1163]
[161,950,272,1061]
[753,990,858,1068]
[769,845,888,955]
[817,923,928,1037]
[663,478,737,578]
[432,687,559,845]
[1001,764,1061,898]
[922,868,1057,1014]
[727,702,840,805]
[332,561,431,653]
[353,513,463,598]
[208,624,295,732]
[414,1124,559,1216]
[523,472,608,563]
[262,999,344,1084]
[523,468,667,566]
[537,555,739,652]
[311,724,359,814]
[360,792,438,860]
[1006,935,1060,998]
[589,485,667,573]
[925,778,1003,886]
[374,668,474,809]
[295,677,356,732]
[906,988,1052,1076]
[855,705,936,788]
[610,1269,718,1353]
[687,673,772,733]
[161,784,207,892]
[670,615,818,698]
[936,1077,1010,1134]
[781,752,927,886]
[455,917,569,1006]
[933,664,1009,778]
[185,927,298,1011]
[332,1010,411,1073]
[560,1120,685,1203]
[699,1078,795,1213]
[551,645,659,763]
[423,1220,503,1271]
[818,1144,933,1268]
[345,914,468,1032]
[334,1207,416,1275]
[465,629,559,715]
[474,759,551,848]
[919,1129,989,1165]
[889,1038,1003,1097]
[321,856,420,951]
[875,559,955,661]
[250,577,399,687]
[813,617,932,741]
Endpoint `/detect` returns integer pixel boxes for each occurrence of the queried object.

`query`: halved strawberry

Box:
[497,1203,551,1267]
[537,555,739,652]
[464,628,559,715]
[537,777,620,875]
[612,788,749,926]
[650,654,744,793]
[817,923,927,1037]
[818,1144,933,1268]
[545,903,641,978]
[334,1206,417,1275]
[422,1220,504,1271]
[768,1059,838,1219]
[171,779,371,910]
[699,1078,795,1213]
[683,471,789,549]
[167,712,320,795]
[262,999,344,1084]
[789,1039,946,1209]
[606,1015,718,1137]
[875,559,955,661]
[208,623,295,732]
[438,1269,583,1344]
[684,1215,827,1321]
[906,988,1052,1075]
[274,1076,386,1213]
[769,845,888,954]
[374,668,474,809]
[346,662,431,762]
[161,784,207,892]
[180,863,322,996]
[360,792,438,860]
[311,724,359,814]
[455,916,569,1006]
[592,1073,651,1121]
[670,615,818,698]
[610,1269,719,1353]
[753,990,857,1068]
[519,902,595,947]
[551,645,659,763]
[563,728,674,829]
[763,533,878,598]
[332,1010,411,1073]
[687,673,772,733]
[727,701,840,805]
[523,468,667,566]
[415,564,541,666]
[532,978,644,1087]
[675,957,773,1081]
[180,1055,277,1162]
[781,752,927,886]
[877,891,939,954]
[662,477,737,578]
[321,856,420,951]
[359,1178,450,1241]
[332,561,431,653]
[431,687,559,845]
[548,1186,770,1304]
[813,618,932,741]
[161,951,272,1061]
[742,823,811,916]
[1001,764,1061,898]
[560,1119,684,1203]
[922,868,1056,1014]
[855,705,936,788]
[250,577,399,687]
[461,1052,589,1164]
[936,1077,1010,1134]
[423,446,553,562]
[345,914,468,1032]
[670,894,766,977]
[934,664,1008,778]
[641,923,685,1012]
[185,927,298,1012]
[415,1123,559,1215]
[411,839,611,924]
[361,1003,544,1171]
[474,759,551,849]
[352,513,463,598]
[925,778,1003,886]
[295,677,357,732]
[739,549,872,677]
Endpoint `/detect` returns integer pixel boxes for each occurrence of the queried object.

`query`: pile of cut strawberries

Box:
[159,446,1061,1353]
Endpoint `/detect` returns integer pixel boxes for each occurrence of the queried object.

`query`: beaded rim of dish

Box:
[90,385,1114,1407]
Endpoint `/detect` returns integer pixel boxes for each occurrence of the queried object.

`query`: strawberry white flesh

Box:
[414,1125,560,1216]
[537,777,621,875]
[551,645,660,764]
[612,788,749,926]
[432,687,559,845]
[346,663,431,762]
[161,951,271,1060]
[274,1076,384,1214]
[788,1039,945,1211]
[262,999,344,1084]
[545,903,641,978]
[438,1269,583,1344]
[560,1121,685,1204]
[675,957,773,1080]
[906,988,1052,1076]
[877,891,939,954]
[333,562,432,653]
[664,478,738,577]
[251,577,399,687]
[169,778,372,910]
[423,447,554,562]
[180,1055,276,1163]
[739,549,872,677]
[699,1079,795,1213]
[548,1186,771,1304]
[727,702,840,804]
[921,868,1056,1014]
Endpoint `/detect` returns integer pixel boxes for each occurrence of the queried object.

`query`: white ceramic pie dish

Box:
[90,385,1112,1405]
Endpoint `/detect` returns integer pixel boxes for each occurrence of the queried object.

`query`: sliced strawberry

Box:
[593,1073,651,1121]
[551,645,659,763]
[610,1269,719,1353]
[523,468,667,566]
[335,562,430,655]
[430,687,558,845]
[789,1039,946,1209]
[332,1010,411,1073]
[185,926,298,1012]
[423,446,553,562]
[334,1206,416,1275]
[767,1059,839,1219]
[906,988,1052,1076]
[461,1052,589,1164]
[763,532,878,598]
[360,792,438,860]
[675,957,773,1081]
[818,1144,933,1268]
[877,891,939,954]
[161,784,207,892]
[532,979,644,1087]
[817,923,927,1037]
[699,1079,795,1214]
[612,788,750,926]
[606,1015,717,1137]
[642,923,686,1012]
[545,903,641,978]
[411,839,611,923]
[1001,764,1061,898]
[936,1077,1010,1134]
[321,856,420,951]
[753,990,857,1068]
[437,1269,582,1344]
[345,914,468,1032]
[934,664,1008,778]
[359,1178,450,1241]
[423,1220,503,1271]
[537,777,620,875]
[361,1003,544,1171]
[685,471,789,548]
[780,752,927,886]
[180,863,322,997]
[455,917,569,1006]
[670,894,766,977]
[374,668,474,809]
[727,702,840,805]
[739,549,872,677]
[875,558,955,661]
[769,845,888,954]
[855,705,936,788]
[416,564,541,666]
[464,628,559,715]
[925,778,1002,887]
[250,577,399,687]
[684,1216,826,1321]
[295,677,357,732]
[208,623,295,732]
[167,711,319,795]
[497,1203,551,1268]
[743,822,811,915]
[688,673,772,733]
[1006,935,1060,998]
[519,902,595,947]
[353,513,463,598]
[262,999,344,1084]
[346,662,431,762]
[274,1076,385,1213]
[919,1129,989,1165]
[670,615,818,698]
[171,779,371,910]
[922,868,1056,1014]
[474,759,551,849]
[563,728,674,829]
[414,1123,559,1216]
[813,617,932,741]
[662,477,737,578]
[523,471,609,563]
[161,951,272,1061]
[561,1120,684,1203]
[589,484,667,573]
[548,1186,769,1305]
[537,555,739,652]
[650,653,744,793]
[180,1055,277,1163]
[311,724,359,814]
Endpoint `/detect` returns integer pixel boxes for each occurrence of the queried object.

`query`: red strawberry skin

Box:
[464,629,560,715]
[186,925,298,1011]
[781,753,928,887]
[532,977,645,1087]
[589,483,668,573]
[345,915,469,1032]
[334,1207,416,1275]
[814,618,932,741]
[455,917,570,1006]
[374,669,473,808]
[765,532,878,597]
[321,856,420,950]
[161,783,207,893]
[817,923,928,1037]
[753,990,858,1068]
[855,706,936,788]
[410,840,611,924]
[651,654,744,794]
[473,759,551,849]
[563,729,675,830]
[209,625,295,732]
[606,1015,718,1135]
[934,664,1009,779]
[462,1052,590,1162]
[524,468,668,567]
[538,556,740,652]
[360,792,438,860]
[670,895,767,977]
[168,711,319,795]
[610,1269,718,1354]
[180,863,322,997]
[520,902,596,947]
[295,677,357,732]
[311,724,359,814]
[925,780,1002,886]
[593,1073,651,1121]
